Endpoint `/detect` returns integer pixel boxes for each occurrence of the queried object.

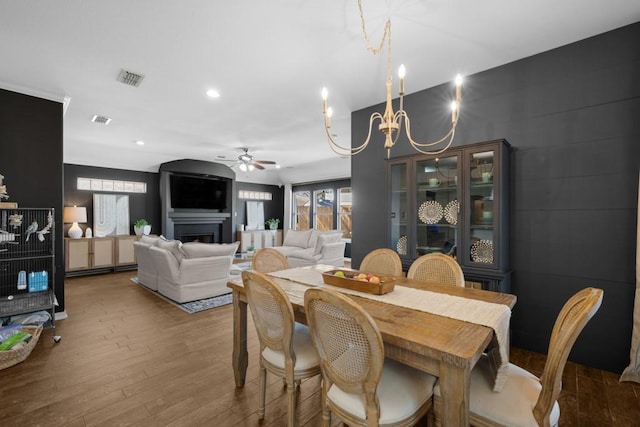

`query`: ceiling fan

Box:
[227,147,278,172]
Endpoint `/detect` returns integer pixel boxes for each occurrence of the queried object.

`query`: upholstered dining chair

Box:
[252,247,290,273]
[433,287,604,427]
[241,271,321,427]
[359,248,403,277]
[407,253,465,287]
[304,287,436,427]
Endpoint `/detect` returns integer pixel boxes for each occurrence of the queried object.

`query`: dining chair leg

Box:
[321,379,331,427]
[287,380,296,427]
[258,365,266,419]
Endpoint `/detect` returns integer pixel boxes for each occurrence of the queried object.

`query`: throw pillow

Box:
[314,232,343,255]
[140,235,161,245]
[155,239,186,263]
[181,242,239,259]
[282,229,312,248]
[308,230,342,249]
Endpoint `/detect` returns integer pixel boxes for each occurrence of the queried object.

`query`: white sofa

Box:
[133,235,163,290]
[272,229,345,268]
[138,236,241,303]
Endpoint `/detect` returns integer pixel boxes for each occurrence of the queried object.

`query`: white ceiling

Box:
[1,1,639,185]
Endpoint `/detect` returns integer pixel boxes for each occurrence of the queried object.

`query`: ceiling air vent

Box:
[117,69,145,87]
[91,115,112,125]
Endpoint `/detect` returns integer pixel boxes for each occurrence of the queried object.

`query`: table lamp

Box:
[63,206,87,239]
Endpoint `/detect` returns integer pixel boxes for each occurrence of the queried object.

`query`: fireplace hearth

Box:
[173,221,224,244]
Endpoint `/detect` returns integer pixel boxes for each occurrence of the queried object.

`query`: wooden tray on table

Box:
[321,269,396,295]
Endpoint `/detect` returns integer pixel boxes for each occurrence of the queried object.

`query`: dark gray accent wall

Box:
[0,89,65,311]
[64,164,160,236]
[236,182,285,230]
[352,22,640,372]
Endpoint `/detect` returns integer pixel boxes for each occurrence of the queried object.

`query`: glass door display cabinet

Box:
[387,139,511,292]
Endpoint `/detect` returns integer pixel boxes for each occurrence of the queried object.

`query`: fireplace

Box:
[173,222,223,244]
[181,234,215,243]
[159,160,236,243]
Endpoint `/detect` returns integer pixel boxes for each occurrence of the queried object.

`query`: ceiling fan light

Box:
[248,164,255,171]
[239,163,247,172]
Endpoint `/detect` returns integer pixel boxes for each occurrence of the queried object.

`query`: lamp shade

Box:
[63,206,87,224]
[63,206,87,239]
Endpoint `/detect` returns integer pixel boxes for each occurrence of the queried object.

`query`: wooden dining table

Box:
[227,268,516,427]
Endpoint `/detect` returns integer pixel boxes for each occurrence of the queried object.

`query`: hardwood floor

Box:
[1,271,639,426]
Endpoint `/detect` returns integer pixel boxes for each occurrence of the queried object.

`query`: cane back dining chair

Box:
[304,287,436,426]
[360,248,403,277]
[252,247,290,273]
[407,253,465,287]
[433,287,604,427]
[241,270,321,427]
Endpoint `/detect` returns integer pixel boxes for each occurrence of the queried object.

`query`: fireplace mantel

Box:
[159,159,236,243]
[168,211,231,224]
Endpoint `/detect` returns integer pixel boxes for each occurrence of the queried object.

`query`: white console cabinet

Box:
[237,230,282,252]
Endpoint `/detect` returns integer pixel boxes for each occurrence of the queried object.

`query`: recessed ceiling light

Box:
[276,164,281,169]
[135,140,145,146]
[91,115,111,125]
[206,89,220,98]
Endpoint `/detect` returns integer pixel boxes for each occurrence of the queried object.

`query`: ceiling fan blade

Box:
[254,160,276,165]
[251,162,265,170]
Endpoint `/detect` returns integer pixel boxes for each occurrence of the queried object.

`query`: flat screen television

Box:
[170,174,228,210]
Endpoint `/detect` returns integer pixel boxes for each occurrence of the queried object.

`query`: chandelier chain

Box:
[357,0,393,79]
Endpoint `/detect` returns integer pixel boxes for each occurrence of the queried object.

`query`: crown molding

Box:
[0,81,71,116]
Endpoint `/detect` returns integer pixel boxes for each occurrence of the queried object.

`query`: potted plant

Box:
[134,218,151,236]
[265,218,280,230]
[246,244,255,255]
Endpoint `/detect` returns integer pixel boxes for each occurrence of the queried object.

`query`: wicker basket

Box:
[0,325,43,370]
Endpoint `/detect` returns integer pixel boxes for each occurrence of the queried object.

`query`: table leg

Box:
[232,290,248,387]
[439,361,470,427]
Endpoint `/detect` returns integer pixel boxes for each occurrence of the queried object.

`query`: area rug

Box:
[130,277,233,314]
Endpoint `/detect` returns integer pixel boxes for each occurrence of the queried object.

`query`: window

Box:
[314,189,334,230]
[338,187,352,238]
[292,191,310,230]
[291,179,350,234]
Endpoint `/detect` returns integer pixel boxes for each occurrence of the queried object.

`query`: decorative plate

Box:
[471,240,494,264]
[418,201,443,224]
[444,200,459,225]
[396,235,407,255]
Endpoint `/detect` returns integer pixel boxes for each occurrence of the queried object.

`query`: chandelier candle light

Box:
[322,0,463,159]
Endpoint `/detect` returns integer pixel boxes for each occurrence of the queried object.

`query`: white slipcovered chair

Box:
[272,229,346,268]
[149,240,240,303]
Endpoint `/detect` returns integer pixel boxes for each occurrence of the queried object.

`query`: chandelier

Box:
[322,0,463,159]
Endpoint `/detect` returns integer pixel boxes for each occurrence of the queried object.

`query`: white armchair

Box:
[272,229,346,268]
[148,241,239,303]
[287,241,346,268]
